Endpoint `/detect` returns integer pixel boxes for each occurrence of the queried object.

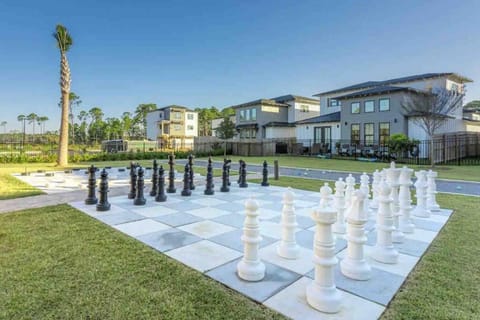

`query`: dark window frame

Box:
[351,123,360,144]
[364,100,375,113]
[379,98,390,112]
[364,123,374,146]
[351,102,360,114]
[379,122,390,144]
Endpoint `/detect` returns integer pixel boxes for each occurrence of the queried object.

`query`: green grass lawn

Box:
[211,155,480,182]
[0,204,285,319]
[250,176,480,319]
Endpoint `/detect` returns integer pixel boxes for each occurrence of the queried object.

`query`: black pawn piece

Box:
[155,165,167,202]
[85,165,98,205]
[239,161,248,188]
[96,169,111,211]
[128,162,137,199]
[261,160,270,187]
[237,159,243,184]
[205,160,215,195]
[220,162,229,192]
[150,159,159,196]
[167,154,176,193]
[188,154,195,190]
[134,167,147,205]
[181,164,192,196]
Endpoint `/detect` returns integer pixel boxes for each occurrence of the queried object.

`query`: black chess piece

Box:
[261,160,270,187]
[204,159,215,195]
[128,162,137,199]
[134,167,147,205]
[167,154,176,193]
[220,162,230,192]
[188,154,195,190]
[224,158,231,186]
[96,169,111,211]
[239,161,248,188]
[181,164,192,196]
[150,159,159,196]
[85,165,98,204]
[237,159,243,184]
[155,165,167,202]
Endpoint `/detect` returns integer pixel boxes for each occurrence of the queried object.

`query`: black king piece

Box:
[261,160,270,186]
[188,154,195,190]
[167,154,176,193]
[181,164,192,196]
[134,166,147,205]
[150,159,159,196]
[85,164,98,205]
[155,165,167,202]
[128,162,137,199]
[96,168,111,211]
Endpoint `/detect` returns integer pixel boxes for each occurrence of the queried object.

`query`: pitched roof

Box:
[263,121,296,127]
[314,72,473,96]
[333,86,425,100]
[295,112,341,124]
[230,99,289,109]
[271,94,319,104]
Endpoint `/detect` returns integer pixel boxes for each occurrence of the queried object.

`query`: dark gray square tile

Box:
[209,229,277,252]
[296,229,347,253]
[96,211,145,225]
[268,215,315,230]
[162,201,205,212]
[206,258,301,303]
[212,201,246,213]
[211,213,245,228]
[433,208,453,217]
[412,218,443,232]
[366,231,430,257]
[137,229,201,252]
[153,213,203,227]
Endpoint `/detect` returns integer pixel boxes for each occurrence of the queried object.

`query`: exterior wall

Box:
[319,89,362,116]
[235,104,288,140]
[265,127,295,139]
[408,117,467,141]
[146,110,164,140]
[184,111,198,137]
[296,122,341,146]
[290,101,321,122]
[212,116,236,137]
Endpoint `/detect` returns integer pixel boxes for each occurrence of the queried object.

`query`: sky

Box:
[0,0,479,132]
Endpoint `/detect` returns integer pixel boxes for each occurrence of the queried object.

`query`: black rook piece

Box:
[220,161,230,192]
[204,159,215,195]
[96,169,111,211]
[261,160,270,187]
[181,164,192,196]
[155,165,167,202]
[167,154,176,193]
[239,161,248,188]
[188,154,195,190]
[150,159,159,196]
[85,165,98,205]
[134,167,147,205]
[128,162,137,199]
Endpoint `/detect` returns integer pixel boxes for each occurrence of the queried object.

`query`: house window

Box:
[187,113,194,120]
[351,102,360,114]
[187,125,194,130]
[379,122,390,144]
[329,99,341,107]
[174,124,182,131]
[251,128,256,139]
[245,109,251,121]
[159,113,163,119]
[300,105,309,112]
[451,83,459,92]
[251,108,257,120]
[351,124,360,144]
[379,98,390,111]
[239,110,245,121]
[364,123,374,146]
[365,100,374,113]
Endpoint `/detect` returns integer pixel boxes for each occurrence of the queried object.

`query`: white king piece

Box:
[333,178,347,234]
[341,190,371,280]
[399,166,415,233]
[277,187,300,259]
[237,197,265,281]
[306,183,342,313]
[426,170,440,211]
[359,172,371,214]
[385,161,404,243]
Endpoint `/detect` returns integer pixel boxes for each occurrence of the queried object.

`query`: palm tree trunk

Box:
[57,53,71,166]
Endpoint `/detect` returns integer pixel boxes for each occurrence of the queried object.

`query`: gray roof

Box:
[333,86,425,100]
[295,112,341,124]
[263,121,296,127]
[314,72,473,96]
[271,94,319,104]
[231,99,289,109]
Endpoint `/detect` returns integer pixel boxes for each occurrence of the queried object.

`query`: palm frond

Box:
[53,24,73,53]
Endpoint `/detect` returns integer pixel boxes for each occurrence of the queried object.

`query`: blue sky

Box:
[0,0,479,132]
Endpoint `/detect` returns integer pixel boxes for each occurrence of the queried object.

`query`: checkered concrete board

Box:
[69,183,453,320]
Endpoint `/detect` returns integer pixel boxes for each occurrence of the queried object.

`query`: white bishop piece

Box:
[426,170,440,211]
[385,162,404,243]
[359,172,370,214]
[412,170,431,218]
[345,174,356,210]
[399,166,415,233]
[332,178,347,234]
[306,183,342,314]
[277,188,300,259]
[237,197,265,281]
[341,190,371,280]
[369,170,381,210]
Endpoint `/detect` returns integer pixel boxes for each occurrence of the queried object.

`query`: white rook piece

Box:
[427,170,440,211]
[359,172,370,214]
[306,183,342,314]
[345,174,355,210]
[412,170,431,218]
[371,180,399,264]
[237,197,265,281]
[399,166,415,233]
[369,170,381,210]
[386,162,404,243]
[333,178,347,234]
[341,190,371,280]
[277,188,300,259]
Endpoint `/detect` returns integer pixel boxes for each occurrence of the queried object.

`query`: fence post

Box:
[274,160,279,180]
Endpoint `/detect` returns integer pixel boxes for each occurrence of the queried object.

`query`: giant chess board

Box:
[68,182,453,320]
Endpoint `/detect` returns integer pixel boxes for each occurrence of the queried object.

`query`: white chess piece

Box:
[277,188,300,259]
[237,197,265,281]
[386,162,404,243]
[359,172,370,214]
[333,178,347,234]
[371,179,399,264]
[306,183,342,314]
[341,190,371,280]
[399,166,415,233]
[345,174,355,210]
[426,170,440,211]
[412,170,431,218]
[369,170,381,210]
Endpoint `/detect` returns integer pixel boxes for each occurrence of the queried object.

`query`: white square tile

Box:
[166,240,242,272]
[132,206,178,218]
[258,208,282,220]
[114,219,171,237]
[259,243,314,275]
[295,200,318,208]
[187,207,231,219]
[264,277,385,320]
[190,198,228,206]
[404,229,438,243]
[424,214,449,224]
[259,221,300,239]
[296,207,315,217]
[178,220,235,238]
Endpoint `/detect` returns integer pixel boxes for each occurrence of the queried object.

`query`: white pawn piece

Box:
[359,172,370,214]
[341,190,371,280]
[277,188,300,259]
[412,170,431,218]
[399,166,415,233]
[426,170,440,211]
[371,179,399,264]
[237,197,266,281]
[385,162,404,243]
[306,183,342,314]
[333,178,347,234]
[369,170,381,210]
[345,174,355,210]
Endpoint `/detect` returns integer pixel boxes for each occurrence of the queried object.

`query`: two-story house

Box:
[146,105,198,148]
[231,95,319,140]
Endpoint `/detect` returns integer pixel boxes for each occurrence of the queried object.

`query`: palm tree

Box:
[0,121,7,134]
[53,24,73,166]
[37,116,49,135]
[27,113,38,136]
[17,114,26,147]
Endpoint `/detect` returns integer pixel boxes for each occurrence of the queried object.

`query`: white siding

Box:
[408,117,466,141]
[295,122,341,147]
[292,102,320,122]
[184,112,198,137]
[265,127,295,139]
[146,110,163,140]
